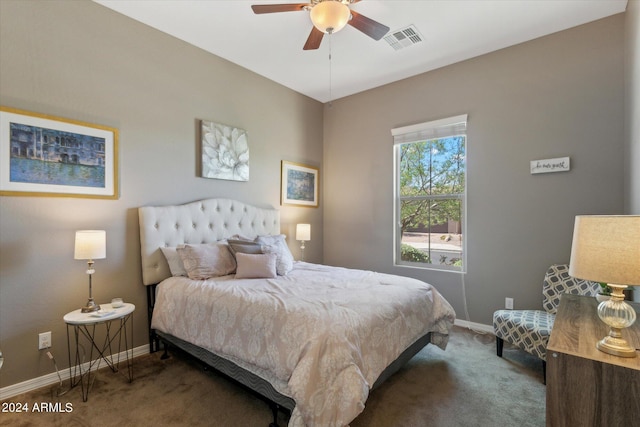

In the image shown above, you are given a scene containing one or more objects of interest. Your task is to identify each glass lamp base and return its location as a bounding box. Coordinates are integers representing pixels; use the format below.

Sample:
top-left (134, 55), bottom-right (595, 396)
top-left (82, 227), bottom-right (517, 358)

top-left (596, 283), bottom-right (637, 358)
top-left (81, 298), bottom-right (101, 313)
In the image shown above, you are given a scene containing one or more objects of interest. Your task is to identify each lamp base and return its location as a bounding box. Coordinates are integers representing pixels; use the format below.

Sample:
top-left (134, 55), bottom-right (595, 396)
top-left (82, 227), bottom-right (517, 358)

top-left (597, 334), bottom-right (637, 358)
top-left (81, 298), bottom-right (101, 313)
top-left (299, 240), bottom-right (306, 262)
top-left (595, 283), bottom-right (637, 358)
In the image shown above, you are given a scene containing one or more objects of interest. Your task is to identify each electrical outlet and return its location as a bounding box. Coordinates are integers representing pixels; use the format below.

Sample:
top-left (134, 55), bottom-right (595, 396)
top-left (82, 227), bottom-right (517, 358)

top-left (505, 297), bottom-right (514, 310)
top-left (38, 331), bottom-right (51, 350)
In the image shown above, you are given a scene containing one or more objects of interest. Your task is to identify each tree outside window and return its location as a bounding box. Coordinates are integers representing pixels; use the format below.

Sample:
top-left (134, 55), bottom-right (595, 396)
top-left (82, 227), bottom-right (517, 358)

top-left (396, 135), bottom-right (465, 271)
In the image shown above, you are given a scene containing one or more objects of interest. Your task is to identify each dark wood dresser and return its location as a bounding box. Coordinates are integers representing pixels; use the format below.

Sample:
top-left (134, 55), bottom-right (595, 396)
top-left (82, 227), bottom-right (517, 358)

top-left (546, 294), bottom-right (640, 426)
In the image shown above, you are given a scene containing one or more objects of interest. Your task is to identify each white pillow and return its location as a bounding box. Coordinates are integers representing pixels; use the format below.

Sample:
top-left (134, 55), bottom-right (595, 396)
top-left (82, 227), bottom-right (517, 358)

top-left (176, 243), bottom-right (236, 280)
top-left (235, 252), bottom-right (277, 279)
top-left (160, 245), bottom-right (187, 277)
top-left (255, 234), bottom-right (294, 275)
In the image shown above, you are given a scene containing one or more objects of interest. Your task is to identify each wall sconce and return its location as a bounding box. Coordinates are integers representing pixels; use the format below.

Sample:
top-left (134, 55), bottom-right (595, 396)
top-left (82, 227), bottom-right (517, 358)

top-left (569, 215), bottom-right (640, 357)
top-left (74, 230), bottom-right (106, 313)
top-left (296, 224), bottom-right (311, 261)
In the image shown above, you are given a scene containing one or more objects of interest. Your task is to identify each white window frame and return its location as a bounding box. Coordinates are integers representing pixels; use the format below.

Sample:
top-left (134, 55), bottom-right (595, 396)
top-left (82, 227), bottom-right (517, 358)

top-left (392, 114), bottom-right (467, 273)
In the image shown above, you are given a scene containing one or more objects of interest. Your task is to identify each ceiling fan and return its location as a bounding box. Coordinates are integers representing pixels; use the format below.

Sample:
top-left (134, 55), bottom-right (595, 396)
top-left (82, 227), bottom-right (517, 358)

top-left (251, 0), bottom-right (390, 50)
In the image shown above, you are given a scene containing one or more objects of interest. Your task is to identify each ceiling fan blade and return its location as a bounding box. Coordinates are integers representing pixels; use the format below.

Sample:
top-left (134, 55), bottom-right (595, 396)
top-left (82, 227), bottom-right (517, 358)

top-left (303, 26), bottom-right (324, 50)
top-left (348, 9), bottom-right (390, 41)
top-left (251, 4), bottom-right (309, 14)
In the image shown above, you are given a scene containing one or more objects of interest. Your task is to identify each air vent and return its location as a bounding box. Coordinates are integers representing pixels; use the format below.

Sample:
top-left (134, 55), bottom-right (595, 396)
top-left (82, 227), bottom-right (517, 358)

top-left (384, 25), bottom-right (424, 51)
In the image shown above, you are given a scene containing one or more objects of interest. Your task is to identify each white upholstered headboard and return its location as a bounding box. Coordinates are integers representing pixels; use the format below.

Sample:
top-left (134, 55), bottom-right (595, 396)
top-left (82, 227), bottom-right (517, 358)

top-left (138, 198), bottom-right (280, 285)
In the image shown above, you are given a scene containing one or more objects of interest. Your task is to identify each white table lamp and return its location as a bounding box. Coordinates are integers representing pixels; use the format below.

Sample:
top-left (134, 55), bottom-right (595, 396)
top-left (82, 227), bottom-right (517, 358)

top-left (75, 230), bottom-right (106, 313)
top-left (296, 224), bottom-right (311, 261)
top-left (569, 215), bottom-right (640, 357)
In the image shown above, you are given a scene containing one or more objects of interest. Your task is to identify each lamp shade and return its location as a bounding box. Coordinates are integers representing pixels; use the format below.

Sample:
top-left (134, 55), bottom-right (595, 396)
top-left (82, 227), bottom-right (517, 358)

top-left (569, 216), bottom-right (640, 286)
top-left (74, 230), bottom-right (106, 260)
top-left (310, 1), bottom-right (350, 34)
top-left (296, 224), bottom-right (311, 241)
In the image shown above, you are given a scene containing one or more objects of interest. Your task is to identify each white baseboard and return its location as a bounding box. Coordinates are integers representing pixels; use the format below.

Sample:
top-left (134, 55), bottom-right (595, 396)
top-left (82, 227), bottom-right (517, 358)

top-left (454, 318), bottom-right (494, 334)
top-left (0, 344), bottom-right (149, 400)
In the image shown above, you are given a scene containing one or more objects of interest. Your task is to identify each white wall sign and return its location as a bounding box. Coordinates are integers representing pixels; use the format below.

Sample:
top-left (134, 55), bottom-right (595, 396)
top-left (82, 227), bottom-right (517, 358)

top-left (530, 157), bottom-right (570, 174)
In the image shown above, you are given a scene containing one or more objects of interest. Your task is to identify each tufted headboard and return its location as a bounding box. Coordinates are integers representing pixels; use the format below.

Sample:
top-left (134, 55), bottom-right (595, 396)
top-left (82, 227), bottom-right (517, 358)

top-left (138, 198), bottom-right (280, 286)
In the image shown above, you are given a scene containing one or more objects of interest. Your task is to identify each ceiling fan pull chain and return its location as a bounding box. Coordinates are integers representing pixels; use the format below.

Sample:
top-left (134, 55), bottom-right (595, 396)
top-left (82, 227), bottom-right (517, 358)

top-left (328, 32), bottom-right (333, 106)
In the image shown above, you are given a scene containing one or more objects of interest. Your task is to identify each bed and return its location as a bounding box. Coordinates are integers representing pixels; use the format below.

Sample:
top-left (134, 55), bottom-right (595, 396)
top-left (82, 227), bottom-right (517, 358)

top-left (139, 198), bottom-right (456, 427)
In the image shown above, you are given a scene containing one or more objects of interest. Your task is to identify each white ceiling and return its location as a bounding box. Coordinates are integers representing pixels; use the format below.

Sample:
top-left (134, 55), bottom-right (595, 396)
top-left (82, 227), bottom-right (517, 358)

top-left (94, 0), bottom-right (628, 103)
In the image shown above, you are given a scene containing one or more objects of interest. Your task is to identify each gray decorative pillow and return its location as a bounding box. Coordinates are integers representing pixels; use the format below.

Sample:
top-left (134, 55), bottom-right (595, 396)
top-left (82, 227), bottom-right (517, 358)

top-left (176, 243), bottom-right (236, 280)
top-left (160, 245), bottom-right (187, 277)
top-left (256, 234), bottom-right (294, 276)
top-left (235, 253), bottom-right (277, 279)
top-left (228, 239), bottom-right (263, 256)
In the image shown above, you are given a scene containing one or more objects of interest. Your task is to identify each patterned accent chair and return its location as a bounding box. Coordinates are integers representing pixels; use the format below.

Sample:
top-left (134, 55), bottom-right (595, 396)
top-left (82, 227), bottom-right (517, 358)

top-left (492, 264), bottom-right (600, 383)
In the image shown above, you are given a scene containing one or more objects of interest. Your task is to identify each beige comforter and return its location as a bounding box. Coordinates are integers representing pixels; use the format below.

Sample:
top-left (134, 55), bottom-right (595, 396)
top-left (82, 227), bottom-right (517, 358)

top-left (151, 262), bottom-right (456, 426)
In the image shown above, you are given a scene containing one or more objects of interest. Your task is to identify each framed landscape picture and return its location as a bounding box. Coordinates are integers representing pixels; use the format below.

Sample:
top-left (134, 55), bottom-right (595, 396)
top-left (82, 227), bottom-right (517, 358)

top-left (281, 160), bottom-right (319, 207)
top-left (0, 107), bottom-right (119, 199)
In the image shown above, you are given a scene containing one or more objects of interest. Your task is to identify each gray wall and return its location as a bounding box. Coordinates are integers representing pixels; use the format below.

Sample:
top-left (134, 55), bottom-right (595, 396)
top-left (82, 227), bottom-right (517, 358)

top-left (323, 15), bottom-right (626, 325)
top-left (626, 0), bottom-right (640, 215)
top-left (0, 0), bottom-right (323, 387)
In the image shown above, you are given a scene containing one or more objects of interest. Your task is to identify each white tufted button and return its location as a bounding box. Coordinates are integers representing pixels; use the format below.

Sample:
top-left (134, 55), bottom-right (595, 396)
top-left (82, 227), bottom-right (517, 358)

top-left (154, 223), bottom-right (159, 229)
top-left (192, 223), bottom-right (197, 228)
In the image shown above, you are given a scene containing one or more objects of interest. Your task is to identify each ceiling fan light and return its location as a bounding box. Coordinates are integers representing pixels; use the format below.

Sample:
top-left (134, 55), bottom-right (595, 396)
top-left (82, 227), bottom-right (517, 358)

top-left (310, 1), bottom-right (350, 34)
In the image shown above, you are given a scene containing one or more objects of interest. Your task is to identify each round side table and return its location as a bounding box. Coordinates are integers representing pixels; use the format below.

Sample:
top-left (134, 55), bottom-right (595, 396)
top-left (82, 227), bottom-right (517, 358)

top-left (63, 303), bottom-right (135, 401)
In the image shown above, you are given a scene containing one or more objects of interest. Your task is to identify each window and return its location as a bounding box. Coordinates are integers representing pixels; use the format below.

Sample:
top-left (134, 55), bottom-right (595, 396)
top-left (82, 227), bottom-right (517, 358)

top-left (392, 115), bottom-right (467, 272)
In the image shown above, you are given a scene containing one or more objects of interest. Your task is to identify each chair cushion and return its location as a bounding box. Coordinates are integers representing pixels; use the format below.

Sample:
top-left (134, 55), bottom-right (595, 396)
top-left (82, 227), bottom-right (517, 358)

top-left (493, 309), bottom-right (555, 361)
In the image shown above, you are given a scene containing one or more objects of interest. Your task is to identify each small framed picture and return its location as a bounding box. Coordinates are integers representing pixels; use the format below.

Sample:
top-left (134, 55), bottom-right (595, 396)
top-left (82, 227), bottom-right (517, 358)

top-left (281, 160), bottom-right (319, 207)
top-left (0, 107), bottom-right (119, 199)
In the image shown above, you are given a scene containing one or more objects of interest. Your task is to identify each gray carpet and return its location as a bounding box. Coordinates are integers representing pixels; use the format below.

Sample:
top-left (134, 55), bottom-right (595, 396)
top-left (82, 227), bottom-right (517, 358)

top-left (2, 326), bottom-right (545, 426)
